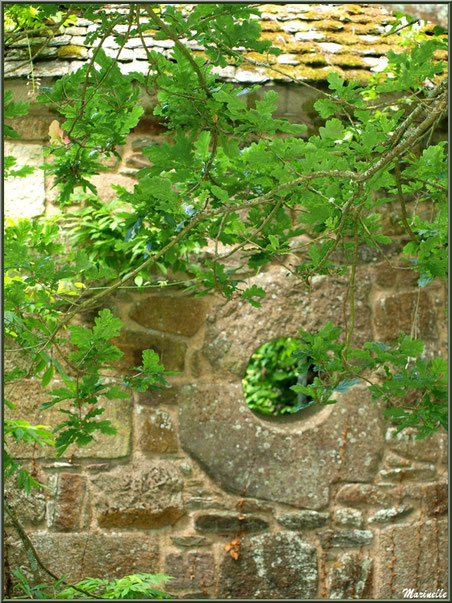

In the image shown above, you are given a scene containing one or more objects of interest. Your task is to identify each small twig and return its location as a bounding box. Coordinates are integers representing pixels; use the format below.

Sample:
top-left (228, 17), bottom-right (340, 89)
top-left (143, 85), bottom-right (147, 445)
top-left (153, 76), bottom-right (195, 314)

top-left (384, 18), bottom-right (420, 37)
top-left (67, 10), bottom-right (132, 137)
top-left (4, 7), bottom-right (73, 48)
top-left (400, 174), bottom-right (447, 192)
top-left (394, 159), bottom-right (418, 242)
top-left (5, 499), bottom-right (103, 599)
top-left (144, 5), bottom-right (211, 97)
top-left (358, 89), bottom-right (448, 183)
top-left (217, 197), bottom-right (286, 262)
top-left (381, 79), bottom-right (447, 151)
top-left (344, 214), bottom-right (360, 355)
top-left (214, 213), bottom-right (228, 260)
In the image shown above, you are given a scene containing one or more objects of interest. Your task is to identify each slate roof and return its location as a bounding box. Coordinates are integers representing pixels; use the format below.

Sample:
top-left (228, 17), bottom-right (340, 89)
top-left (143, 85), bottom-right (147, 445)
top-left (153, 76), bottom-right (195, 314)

top-left (4, 3), bottom-right (447, 83)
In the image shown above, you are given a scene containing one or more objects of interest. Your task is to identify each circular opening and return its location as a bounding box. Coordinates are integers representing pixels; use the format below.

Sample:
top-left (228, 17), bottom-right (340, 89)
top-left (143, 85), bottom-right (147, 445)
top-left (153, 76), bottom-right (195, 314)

top-left (242, 337), bottom-right (318, 417)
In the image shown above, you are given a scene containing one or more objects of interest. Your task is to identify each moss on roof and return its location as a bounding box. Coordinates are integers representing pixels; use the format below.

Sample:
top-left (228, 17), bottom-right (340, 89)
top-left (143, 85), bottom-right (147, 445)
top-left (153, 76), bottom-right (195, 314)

top-left (4, 3), bottom-right (448, 84)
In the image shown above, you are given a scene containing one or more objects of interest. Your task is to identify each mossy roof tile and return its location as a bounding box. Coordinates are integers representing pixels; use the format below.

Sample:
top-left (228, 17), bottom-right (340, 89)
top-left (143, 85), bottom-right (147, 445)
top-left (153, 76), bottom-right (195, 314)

top-left (4, 3), bottom-right (447, 83)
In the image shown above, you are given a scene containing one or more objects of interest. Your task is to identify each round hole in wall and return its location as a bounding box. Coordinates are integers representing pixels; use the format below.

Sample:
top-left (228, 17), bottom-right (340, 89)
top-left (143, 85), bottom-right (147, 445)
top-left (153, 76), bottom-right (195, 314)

top-left (242, 337), bottom-right (318, 418)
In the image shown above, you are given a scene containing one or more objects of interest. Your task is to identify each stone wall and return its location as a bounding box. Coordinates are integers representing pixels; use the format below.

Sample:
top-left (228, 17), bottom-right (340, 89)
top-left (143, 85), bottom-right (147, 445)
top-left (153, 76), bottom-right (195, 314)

top-left (4, 84), bottom-right (448, 599)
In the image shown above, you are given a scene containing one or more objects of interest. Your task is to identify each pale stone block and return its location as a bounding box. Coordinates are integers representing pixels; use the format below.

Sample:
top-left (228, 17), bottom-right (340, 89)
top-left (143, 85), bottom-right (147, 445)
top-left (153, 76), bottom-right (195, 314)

top-left (4, 142), bottom-right (45, 218)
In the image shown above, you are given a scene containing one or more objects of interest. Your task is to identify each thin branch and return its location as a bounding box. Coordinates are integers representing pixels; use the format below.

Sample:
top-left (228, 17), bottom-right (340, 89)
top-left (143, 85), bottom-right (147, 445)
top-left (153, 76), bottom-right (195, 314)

top-left (358, 90), bottom-right (448, 183)
top-left (400, 174), bottom-right (447, 192)
top-left (357, 215), bottom-right (410, 270)
top-left (66, 10), bottom-right (133, 137)
top-left (383, 18), bottom-right (420, 37)
top-left (4, 7), bottom-right (73, 46)
top-left (28, 168), bottom-right (357, 368)
top-left (4, 499), bottom-right (103, 599)
top-left (394, 159), bottom-right (418, 242)
top-left (144, 5), bottom-right (211, 97)
top-left (381, 79), bottom-right (447, 151)
top-left (217, 197), bottom-right (286, 262)
top-left (344, 213), bottom-right (360, 355)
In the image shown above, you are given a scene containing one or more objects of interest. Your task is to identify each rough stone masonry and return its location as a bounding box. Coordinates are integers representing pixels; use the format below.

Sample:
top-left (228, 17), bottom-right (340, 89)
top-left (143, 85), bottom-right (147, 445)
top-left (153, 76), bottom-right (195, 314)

top-left (4, 3), bottom-right (448, 599)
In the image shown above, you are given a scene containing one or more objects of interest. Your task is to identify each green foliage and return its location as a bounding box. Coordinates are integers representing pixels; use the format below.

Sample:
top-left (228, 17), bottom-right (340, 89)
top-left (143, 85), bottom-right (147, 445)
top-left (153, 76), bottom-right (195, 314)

top-left (4, 90), bottom-right (29, 137)
top-left (55, 573), bottom-right (173, 599)
top-left (4, 0), bottom-right (448, 532)
top-left (4, 215), bottom-right (174, 477)
top-left (243, 338), bottom-right (315, 416)
top-left (37, 49), bottom-right (144, 204)
top-left (3, 2), bottom-right (446, 487)
top-left (4, 420), bottom-right (54, 493)
top-left (65, 195), bottom-right (198, 284)
top-left (4, 90), bottom-right (35, 178)
top-left (4, 4), bottom-right (72, 36)
top-left (10, 571), bottom-right (173, 600)
top-left (11, 569), bottom-right (66, 600)
top-left (3, 5), bottom-right (448, 597)
top-left (291, 323), bottom-right (447, 438)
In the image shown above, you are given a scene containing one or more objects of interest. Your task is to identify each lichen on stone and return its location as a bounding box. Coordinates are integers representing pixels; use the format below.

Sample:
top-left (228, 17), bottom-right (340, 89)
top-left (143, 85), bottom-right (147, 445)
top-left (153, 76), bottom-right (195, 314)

top-left (57, 44), bottom-right (87, 59)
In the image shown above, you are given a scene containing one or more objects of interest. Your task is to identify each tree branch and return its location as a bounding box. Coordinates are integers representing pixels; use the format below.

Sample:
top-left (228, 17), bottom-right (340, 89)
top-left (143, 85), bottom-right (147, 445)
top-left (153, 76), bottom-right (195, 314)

top-left (358, 89), bottom-right (448, 183)
top-left (144, 5), bottom-right (211, 97)
top-left (5, 499), bottom-right (103, 599)
top-left (394, 159), bottom-right (418, 242)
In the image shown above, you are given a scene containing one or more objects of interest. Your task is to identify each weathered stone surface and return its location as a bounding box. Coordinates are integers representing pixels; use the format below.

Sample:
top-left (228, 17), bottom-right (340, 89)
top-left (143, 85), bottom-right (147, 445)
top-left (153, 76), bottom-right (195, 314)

top-left (164, 552), bottom-right (215, 590)
top-left (88, 172), bottom-right (136, 202)
top-left (179, 383), bottom-right (384, 509)
top-left (195, 513), bottom-right (268, 534)
top-left (277, 510), bottom-right (329, 529)
top-left (368, 504), bottom-right (413, 524)
top-left (57, 44), bottom-right (89, 58)
top-left (328, 552), bottom-right (373, 599)
top-left (112, 329), bottom-right (186, 371)
top-left (4, 480), bottom-right (47, 526)
top-left (8, 533), bottom-right (159, 583)
top-left (77, 397), bottom-right (133, 459)
top-left (371, 262), bottom-right (419, 289)
top-left (125, 154), bottom-right (150, 169)
top-left (135, 384), bottom-right (180, 406)
top-left (439, 433), bottom-right (448, 466)
top-left (5, 379), bottom-right (132, 459)
top-left (131, 136), bottom-right (164, 152)
top-left (375, 519), bottom-right (448, 598)
top-left (334, 507), bottom-right (363, 528)
top-left (186, 498), bottom-right (228, 510)
top-left (319, 529), bottom-right (373, 548)
top-left (398, 482), bottom-right (447, 517)
top-left (238, 499), bottom-right (273, 513)
top-left (336, 484), bottom-right (396, 507)
top-left (137, 407), bottom-right (178, 453)
top-left (7, 46), bottom-right (58, 61)
top-left (379, 463), bottom-right (436, 481)
top-left (4, 115), bottom-right (56, 141)
top-left (130, 296), bottom-right (209, 337)
top-left (51, 473), bottom-right (88, 531)
top-left (332, 240), bottom-right (403, 264)
top-left (384, 451), bottom-right (413, 467)
top-left (91, 461), bottom-right (185, 528)
top-left (178, 462), bottom-right (192, 476)
top-left (4, 142), bottom-right (45, 218)
top-left (203, 266), bottom-right (373, 376)
top-left (218, 532), bottom-right (318, 599)
top-left (84, 463), bottom-right (110, 471)
top-left (386, 427), bottom-right (444, 462)
top-left (373, 291), bottom-right (437, 341)
top-left (171, 535), bottom-right (211, 548)
top-left (337, 482), bottom-right (447, 518)
top-left (189, 349), bottom-right (210, 379)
